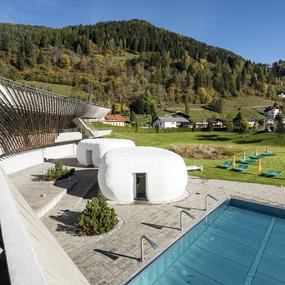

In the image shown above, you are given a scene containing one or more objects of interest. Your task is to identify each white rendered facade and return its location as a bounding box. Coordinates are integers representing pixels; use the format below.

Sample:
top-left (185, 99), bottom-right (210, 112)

top-left (153, 118), bottom-right (176, 128)
top-left (76, 138), bottom-right (135, 167)
top-left (98, 146), bottom-right (188, 203)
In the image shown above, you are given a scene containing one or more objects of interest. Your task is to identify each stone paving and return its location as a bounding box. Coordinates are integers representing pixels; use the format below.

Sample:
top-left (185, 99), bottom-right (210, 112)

top-left (9, 157), bottom-right (97, 217)
top-left (9, 158), bottom-right (285, 285)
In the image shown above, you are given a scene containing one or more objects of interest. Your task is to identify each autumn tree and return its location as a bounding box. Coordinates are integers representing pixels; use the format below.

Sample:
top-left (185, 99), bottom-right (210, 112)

top-left (233, 112), bottom-right (244, 132)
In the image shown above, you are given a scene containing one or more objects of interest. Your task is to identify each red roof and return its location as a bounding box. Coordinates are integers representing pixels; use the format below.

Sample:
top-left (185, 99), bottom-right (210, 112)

top-left (105, 115), bottom-right (126, 122)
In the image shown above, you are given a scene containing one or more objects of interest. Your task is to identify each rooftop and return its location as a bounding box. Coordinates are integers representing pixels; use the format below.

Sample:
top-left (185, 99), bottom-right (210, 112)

top-left (105, 115), bottom-right (126, 122)
top-left (156, 116), bottom-right (190, 123)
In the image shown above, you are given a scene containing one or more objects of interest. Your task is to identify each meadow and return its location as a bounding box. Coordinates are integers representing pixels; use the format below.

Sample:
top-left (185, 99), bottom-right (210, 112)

top-left (107, 130), bottom-right (285, 187)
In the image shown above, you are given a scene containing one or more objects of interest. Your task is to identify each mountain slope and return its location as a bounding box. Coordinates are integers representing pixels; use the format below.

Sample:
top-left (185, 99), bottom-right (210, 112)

top-left (0, 20), bottom-right (284, 110)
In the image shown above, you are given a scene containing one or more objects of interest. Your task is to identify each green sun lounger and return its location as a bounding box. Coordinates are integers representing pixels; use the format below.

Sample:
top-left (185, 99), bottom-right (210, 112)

top-left (259, 169), bottom-right (274, 176)
top-left (262, 151), bottom-right (276, 156)
top-left (239, 158), bottom-right (255, 164)
top-left (219, 161), bottom-right (232, 169)
top-left (249, 154), bottom-right (262, 159)
top-left (232, 164), bottom-right (249, 172)
top-left (267, 170), bottom-right (281, 177)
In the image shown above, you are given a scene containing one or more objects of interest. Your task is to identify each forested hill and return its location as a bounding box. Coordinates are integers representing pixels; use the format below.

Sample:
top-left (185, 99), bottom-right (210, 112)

top-left (0, 19), bottom-right (284, 110)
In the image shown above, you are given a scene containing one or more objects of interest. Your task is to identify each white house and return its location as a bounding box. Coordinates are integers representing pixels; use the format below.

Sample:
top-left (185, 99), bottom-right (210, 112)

top-left (76, 138), bottom-right (135, 167)
top-left (103, 115), bottom-right (126, 126)
top-left (195, 120), bottom-right (208, 129)
top-left (98, 146), bottom-right (188, 203)
top-left (247, 118), bottom-right (259, 128)
top-left (152, 116), bottom-right (191, 129)
top-left (206, 118), bottom-right (225, 128)
top-left (263, 105), bottom-right (280, 118)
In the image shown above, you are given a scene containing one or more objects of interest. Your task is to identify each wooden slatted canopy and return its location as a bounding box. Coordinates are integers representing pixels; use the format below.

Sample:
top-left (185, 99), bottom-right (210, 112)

top-left (0, 77), bottom-right (109, 156)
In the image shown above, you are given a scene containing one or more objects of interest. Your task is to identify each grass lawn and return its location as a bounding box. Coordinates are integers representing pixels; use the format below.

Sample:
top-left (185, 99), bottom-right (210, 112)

top-left (107, 130), bottom-right (285, 186)
top-left (21, 80), bottom-right (88, 99)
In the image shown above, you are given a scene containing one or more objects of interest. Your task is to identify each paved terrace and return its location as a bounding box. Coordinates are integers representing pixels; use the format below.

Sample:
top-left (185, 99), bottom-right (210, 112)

top-left (9, 158), bottom-right (285, 285)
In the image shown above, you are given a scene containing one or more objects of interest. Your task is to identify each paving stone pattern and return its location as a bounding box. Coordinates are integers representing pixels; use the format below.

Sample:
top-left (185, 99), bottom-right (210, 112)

top-left (10, 159), bottom-right (285, 285)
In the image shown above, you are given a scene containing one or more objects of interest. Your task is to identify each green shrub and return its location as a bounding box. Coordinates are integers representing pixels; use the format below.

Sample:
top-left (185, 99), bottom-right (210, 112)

top-left (77, 194), bottom-right (119, 235)
top-left (43, 160), bottom-right (75, 181)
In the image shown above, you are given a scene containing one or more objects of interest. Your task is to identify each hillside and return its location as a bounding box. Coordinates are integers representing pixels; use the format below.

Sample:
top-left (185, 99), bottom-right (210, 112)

top-left (0, 20), bottom-right (284, 113)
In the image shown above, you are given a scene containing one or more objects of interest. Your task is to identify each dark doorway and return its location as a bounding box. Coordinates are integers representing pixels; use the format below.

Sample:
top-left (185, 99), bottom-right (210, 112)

top-left (135, 173), bottom-right (147, 200)
top-left (85, 150), bottom-right (93, 166)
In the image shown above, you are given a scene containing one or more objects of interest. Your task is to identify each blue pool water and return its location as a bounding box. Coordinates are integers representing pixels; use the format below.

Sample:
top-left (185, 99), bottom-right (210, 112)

top-left (127, 199), bottom-right (285, 285)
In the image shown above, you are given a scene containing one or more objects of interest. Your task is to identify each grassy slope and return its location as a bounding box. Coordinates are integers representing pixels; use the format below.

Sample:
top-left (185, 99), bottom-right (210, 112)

top-left (160, 95), bottom-right (272, 121)
top-left (224, 96), bottom-right (273, 119)
top-left (224, 96), bottom-right (274, 108)
top-left (21, 80), bottom-right (88, 98)
top-left (107, 131), bottom-right (285, 186)
top-left (19, 80), bottom-right (273, 123)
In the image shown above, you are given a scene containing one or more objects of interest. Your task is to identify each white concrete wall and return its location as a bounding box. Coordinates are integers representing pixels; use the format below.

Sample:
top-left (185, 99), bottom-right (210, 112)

top-left (0, 143), bottom-right (77, 175)
top-left (98, 147), bottom-right (188, 203)
top-left (77, 138), bottom-right (135, 167)
top-left (0, 167), bottom-right (90, 285)
top-left (44, 143), bottom-right (77, 161)
top-left (55, 132), bottom-right (82, 143)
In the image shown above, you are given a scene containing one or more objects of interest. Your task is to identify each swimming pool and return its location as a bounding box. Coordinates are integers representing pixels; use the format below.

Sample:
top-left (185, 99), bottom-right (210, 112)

top-left (126, 198), bottom-right (285, 285)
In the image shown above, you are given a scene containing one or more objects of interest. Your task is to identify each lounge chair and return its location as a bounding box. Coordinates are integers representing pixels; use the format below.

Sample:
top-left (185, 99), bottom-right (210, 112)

top-left (267, 170), bottom-right (281, 177)
top-left (232, 164), bottom-right (249, 172)
top-left (262, 151), bottom-right (276, 156)
top-left (239, 158), bottom-right (255, 164)
top-left (259, 169), bottom-right (274, 176)
top-left (218, 161), bottom-right (232, 169)
top-left (249, 154), bottom-right (262, 159)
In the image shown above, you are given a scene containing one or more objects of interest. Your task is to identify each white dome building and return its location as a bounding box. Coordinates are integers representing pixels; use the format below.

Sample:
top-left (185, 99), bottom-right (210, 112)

top-left (76, 138), bottom-right (136, 167)
top-left (98, 146), bottom-right (188, 203)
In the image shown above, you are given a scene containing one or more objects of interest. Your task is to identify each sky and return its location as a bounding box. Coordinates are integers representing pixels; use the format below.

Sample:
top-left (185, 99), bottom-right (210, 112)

top-left (0, 0), bottom-right (284, 64)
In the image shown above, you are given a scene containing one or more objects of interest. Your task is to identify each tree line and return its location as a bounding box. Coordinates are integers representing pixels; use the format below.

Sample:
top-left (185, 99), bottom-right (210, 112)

top-left (0, 20), bottom-right (284, 114)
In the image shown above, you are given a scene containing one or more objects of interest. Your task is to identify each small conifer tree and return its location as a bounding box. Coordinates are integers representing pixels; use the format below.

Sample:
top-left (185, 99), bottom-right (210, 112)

top-left (77, 194), bottom-right (118, 235)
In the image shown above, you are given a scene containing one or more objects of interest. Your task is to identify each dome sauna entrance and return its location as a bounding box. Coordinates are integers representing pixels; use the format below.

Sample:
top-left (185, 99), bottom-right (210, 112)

top-left (135, 173), bottom-right (147, 200)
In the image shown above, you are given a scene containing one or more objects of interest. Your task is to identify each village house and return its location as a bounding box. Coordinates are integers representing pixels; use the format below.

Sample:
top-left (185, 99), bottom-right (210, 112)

top-left (246, 118), bottom-right (259, 128)
top-left (206, 118), bottom-right (225, 128)
top-left (263, 105), bottom-right (280, 118)
top-left (195, 120), bottom-right (208, 129)
top-left (103, 114), bottom-right (126, 126)
top-left (152, 115), bottom-right (192, 129)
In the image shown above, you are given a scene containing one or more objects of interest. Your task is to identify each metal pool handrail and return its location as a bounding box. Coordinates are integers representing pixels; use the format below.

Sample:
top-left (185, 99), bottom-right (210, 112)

top-left (205, 194), bottom-right (219, 211)
top-left (179, 210), bottom-right (196, 231)
top-left (140, 235), bottom-right (159, 262)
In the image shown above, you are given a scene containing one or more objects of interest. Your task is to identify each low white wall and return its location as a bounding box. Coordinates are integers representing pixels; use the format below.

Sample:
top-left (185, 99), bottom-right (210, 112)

top-left (54, 131), bottom-right (82, 143)
top-left (44, 143), bottom-right (77, 161)
top-left (0, 143), bottom-right (77, 175)
top-left (0, 167), bottom-right (90, 285)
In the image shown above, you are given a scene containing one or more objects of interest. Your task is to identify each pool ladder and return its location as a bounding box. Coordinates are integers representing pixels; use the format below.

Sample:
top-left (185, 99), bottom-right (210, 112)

top-left (140, 235), bottom-right (159, 262)
top-left (179, 210), bottom-right (196, 231)
top-left (179, 194), bottom-right (218, 231)
top-left (205, 194), bottom-right (218, 211)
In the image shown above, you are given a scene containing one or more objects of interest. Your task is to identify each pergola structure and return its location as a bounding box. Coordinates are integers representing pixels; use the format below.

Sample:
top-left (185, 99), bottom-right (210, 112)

top-left (0, 77), bottom-right (110, 155)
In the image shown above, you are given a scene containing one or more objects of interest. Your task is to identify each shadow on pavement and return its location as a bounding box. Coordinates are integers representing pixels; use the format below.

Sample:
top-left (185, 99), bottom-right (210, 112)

top-left (49, 209), bottom-right (81, 236)
top-left (94, 249), bottom-right (139, 261)
top-left (141, 222), bottom-right (178, 230)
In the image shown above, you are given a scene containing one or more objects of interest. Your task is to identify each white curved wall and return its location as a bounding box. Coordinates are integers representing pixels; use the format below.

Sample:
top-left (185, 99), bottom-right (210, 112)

top-left (76, 138), bottom-right (135, 167)
top-left (0, 143), bottom-right (77, 175)
top-left (0, 166), bottom-right (90, 285)
top-left (98, 147), bottom-right (188, 203)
